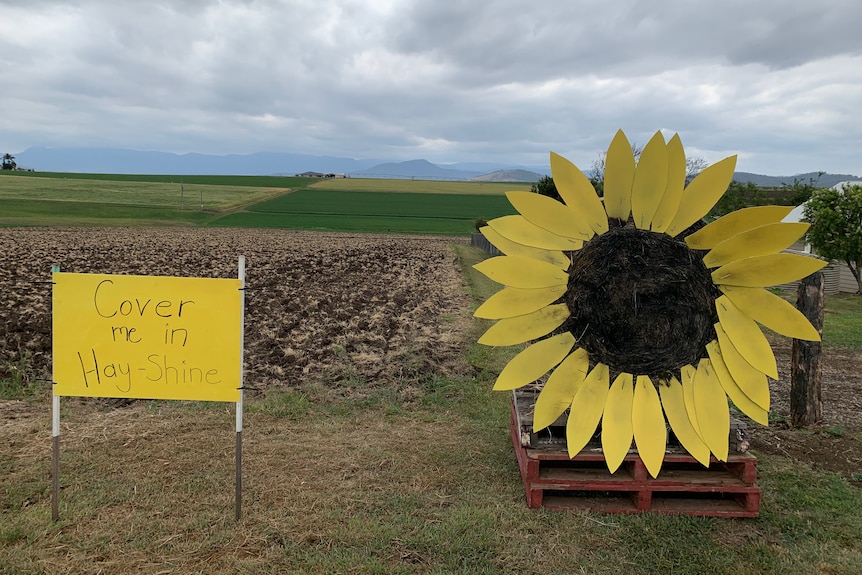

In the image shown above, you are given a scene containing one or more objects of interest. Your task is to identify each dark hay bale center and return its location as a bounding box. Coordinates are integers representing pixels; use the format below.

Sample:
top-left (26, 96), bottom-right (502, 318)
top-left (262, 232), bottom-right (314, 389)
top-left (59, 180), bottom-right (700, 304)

top-left (564, 226), bottom-right (718, 379)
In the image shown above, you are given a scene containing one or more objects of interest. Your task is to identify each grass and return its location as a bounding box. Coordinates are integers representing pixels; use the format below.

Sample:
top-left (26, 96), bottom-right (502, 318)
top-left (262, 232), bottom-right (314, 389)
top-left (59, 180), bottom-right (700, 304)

top-left (0, 349), bottom-right (39, 400)
top-left (210, 212), bottom-right (483, 234)
top-left (0, 170), bottom-right (314, 188)
top-left (0, 174), bottom-right (290, 209)
top-left (823, 294), bottom-right (862, 350)
top-left (211, 188), bottom-right (516, 234)
top-left (2, 245), bottom-right (862, 574)
top-left (310, 178), bottom-right (530, 195)
top-left (0, 172), bottom-right (519, 233)
top-left (0, 173), bottom-right (299, 227)
top-left (245, 188), bottom-right (514, 219)
top-left (0, 198), bottom-right (215, 227)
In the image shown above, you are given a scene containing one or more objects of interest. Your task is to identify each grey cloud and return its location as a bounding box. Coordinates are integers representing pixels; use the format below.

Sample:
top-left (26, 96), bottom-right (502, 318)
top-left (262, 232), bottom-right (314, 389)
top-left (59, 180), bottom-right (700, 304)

top-left (0, 0), bottom-right (861, 174)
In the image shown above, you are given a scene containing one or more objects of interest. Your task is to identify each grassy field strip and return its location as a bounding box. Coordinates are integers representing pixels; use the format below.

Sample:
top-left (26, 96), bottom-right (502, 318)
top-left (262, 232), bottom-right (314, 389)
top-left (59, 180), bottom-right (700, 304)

top-left (210, 212), bottom-right (486, 235)
top-left (0, 173), bottom-right (520, 233)
top-left (245, 189), bottom-right (516, 219)
top-left (0, 171), bottom-right (314, 188)
top-left (310, 178), bottom-right (532, 195)
top-left (0, 174), bottom-right (291, 211)
top-left (823, 295), bottom-right (862, 350)
top-left (209, 189), bottom-right (516, 234)
top-left (0, 200), bottom-right (212, 227)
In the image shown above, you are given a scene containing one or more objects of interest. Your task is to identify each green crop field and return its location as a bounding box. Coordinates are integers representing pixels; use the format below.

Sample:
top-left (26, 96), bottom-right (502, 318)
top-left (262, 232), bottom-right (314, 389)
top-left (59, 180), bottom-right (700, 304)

top-left (0, 172), bottom-right (521, 234)
top-left (246, 189), bottom-right (515, 218)
top-left (310, 177), bottom-right (530, 195)
top-left (209, 188), bottom-right (516, 234)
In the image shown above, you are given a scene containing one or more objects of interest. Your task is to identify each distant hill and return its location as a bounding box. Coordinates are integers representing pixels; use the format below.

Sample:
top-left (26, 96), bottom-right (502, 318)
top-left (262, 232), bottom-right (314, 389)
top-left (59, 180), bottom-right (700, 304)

top-left (12, 147), bottom-right (544, 180)
top-left (732, 171), bottom-right (860, 188)
top-left (469, 169), bottom-right (543, 183)
top-left (352, 159), bottom-right (482, 180)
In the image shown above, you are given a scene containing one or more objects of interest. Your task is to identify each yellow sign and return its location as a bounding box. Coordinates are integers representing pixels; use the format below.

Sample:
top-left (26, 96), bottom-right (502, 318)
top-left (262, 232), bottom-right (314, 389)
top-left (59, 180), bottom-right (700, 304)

top-left (53, 272), bottom-right (242, 402)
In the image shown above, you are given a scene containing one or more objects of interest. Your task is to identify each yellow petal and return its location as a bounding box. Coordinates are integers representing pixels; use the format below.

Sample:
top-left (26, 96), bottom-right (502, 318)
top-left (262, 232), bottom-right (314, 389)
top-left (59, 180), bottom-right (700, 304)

top-left (706, 341), bottom-right (769, 426)
top-left (506, 191), bottom-right (593, 241)
top-left (680, 364), bottom-right (703, 439)
top-left (632, 375), bottom-right (667, 478)
top-left (550, 152), bottom-right (609, 235)
top-left (487, 215), bottom-right (584, 251)
top-left (714, 322), bottom-right (770, 410)
top-left (480, 225), bottom-right (571, 270)
top-left (603, 130), bottom-right (635, 221)
top-left (693, 359), bottom-right (730, 462)
top-left (493, 332), bottom-right (576, 391)
top-left (712, 253), bottom-right (828, 288)
top-left (702, 222), bottom-right (811, 268)
top-left (478, 304), bottom-right (570, 346)
top-left (533, 348), bottom-right (590, 431)
top-left (474, 285), bottom-right (568, 319)
top-left (651, 133), bottom-right (686, 233)
top-left (715, 295), bottom-right (778, 379)
top-left (631, 131), bottom-right (668, 230)
top-left (719, 285), bottom-right (821, 341)
top-left (566, 363), bottom-right (609, 458)
top-left (473, 255), bottom-right (569, 289)
top-left (659, 376), bottom-right (711, 466)
top-left (601, 373), bottom-right (634, 473)
top-left (685, 205), bottom-right (796, 249)
top-left (665, 155), bottom-right (738, 237)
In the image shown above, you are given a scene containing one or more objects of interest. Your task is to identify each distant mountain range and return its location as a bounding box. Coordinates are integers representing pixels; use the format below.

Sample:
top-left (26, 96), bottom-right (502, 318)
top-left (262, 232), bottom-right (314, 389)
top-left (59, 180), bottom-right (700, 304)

top-left (9, 146), bottom-right (860, 186)
top-left (352, 159), bottom-right (485, 180)
top-left (12, 147), bottom-right (549, 181)
top-left (731, 171), bottom-right (860, 189)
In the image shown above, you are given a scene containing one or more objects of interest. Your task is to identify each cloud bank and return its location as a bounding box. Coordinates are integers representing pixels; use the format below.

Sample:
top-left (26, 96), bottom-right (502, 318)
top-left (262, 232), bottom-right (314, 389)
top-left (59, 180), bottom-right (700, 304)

top-left (1, 0), bottom-right (861, 175)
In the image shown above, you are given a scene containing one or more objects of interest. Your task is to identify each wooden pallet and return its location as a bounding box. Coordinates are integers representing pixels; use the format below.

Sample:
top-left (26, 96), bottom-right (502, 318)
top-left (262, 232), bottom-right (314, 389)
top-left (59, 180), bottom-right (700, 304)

top-left (509, 395), bottom-right (761, 517)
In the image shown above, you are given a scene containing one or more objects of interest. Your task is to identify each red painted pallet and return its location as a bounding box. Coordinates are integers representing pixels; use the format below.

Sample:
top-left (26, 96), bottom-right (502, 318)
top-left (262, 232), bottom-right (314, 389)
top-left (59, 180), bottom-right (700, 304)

top-left (509, 397), bottom-right (761, 517)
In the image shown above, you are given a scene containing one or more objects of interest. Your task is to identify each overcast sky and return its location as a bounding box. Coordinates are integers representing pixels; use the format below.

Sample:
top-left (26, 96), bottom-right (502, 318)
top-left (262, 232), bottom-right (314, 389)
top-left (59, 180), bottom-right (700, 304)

top-left (2, 0), bottom-right (861, 175)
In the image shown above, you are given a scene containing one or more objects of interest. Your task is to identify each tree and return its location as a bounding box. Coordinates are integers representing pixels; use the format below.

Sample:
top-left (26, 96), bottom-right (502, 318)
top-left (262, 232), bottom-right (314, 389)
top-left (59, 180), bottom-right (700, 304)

top-left (683, 156), bottom-right (709, 185)
top-left (804, 185), bottom-right (862, 294)
top-left (530, 175), bottom-right (562, 202)
top-left (1, 153), bottom-right (16, 171)
top-left (782, 172), bottom-right (824, 206)
top-left (709, 180), bottom-right (755, 218)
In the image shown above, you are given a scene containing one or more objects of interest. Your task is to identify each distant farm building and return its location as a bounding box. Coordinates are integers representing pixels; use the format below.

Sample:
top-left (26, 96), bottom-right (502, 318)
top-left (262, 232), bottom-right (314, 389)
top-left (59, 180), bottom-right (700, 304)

top-left (295, 171), bottom-right (348, 178)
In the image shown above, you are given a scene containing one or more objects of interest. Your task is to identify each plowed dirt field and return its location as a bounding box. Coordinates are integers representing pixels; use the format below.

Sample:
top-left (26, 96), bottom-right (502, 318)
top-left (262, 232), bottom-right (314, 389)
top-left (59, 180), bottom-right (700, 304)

top-left (0, 227), bottom-right (472, 395)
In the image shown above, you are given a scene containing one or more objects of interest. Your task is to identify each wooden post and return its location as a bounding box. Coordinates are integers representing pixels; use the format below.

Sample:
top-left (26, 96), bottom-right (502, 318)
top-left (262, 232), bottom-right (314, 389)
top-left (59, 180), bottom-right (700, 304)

top-left (790, 272), bottom-right (824, 428)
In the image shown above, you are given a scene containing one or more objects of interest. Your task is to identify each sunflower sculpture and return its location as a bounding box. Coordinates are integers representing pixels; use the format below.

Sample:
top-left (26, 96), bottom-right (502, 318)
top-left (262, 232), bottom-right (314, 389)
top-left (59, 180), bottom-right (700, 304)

top-left (474, 130), bottom-right (826, 478)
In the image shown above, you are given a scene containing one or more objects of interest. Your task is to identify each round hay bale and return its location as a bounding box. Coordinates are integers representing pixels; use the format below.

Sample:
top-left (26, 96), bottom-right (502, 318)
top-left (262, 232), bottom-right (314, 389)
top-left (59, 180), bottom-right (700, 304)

top-left (561, 222), bottom-right (719, 380)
